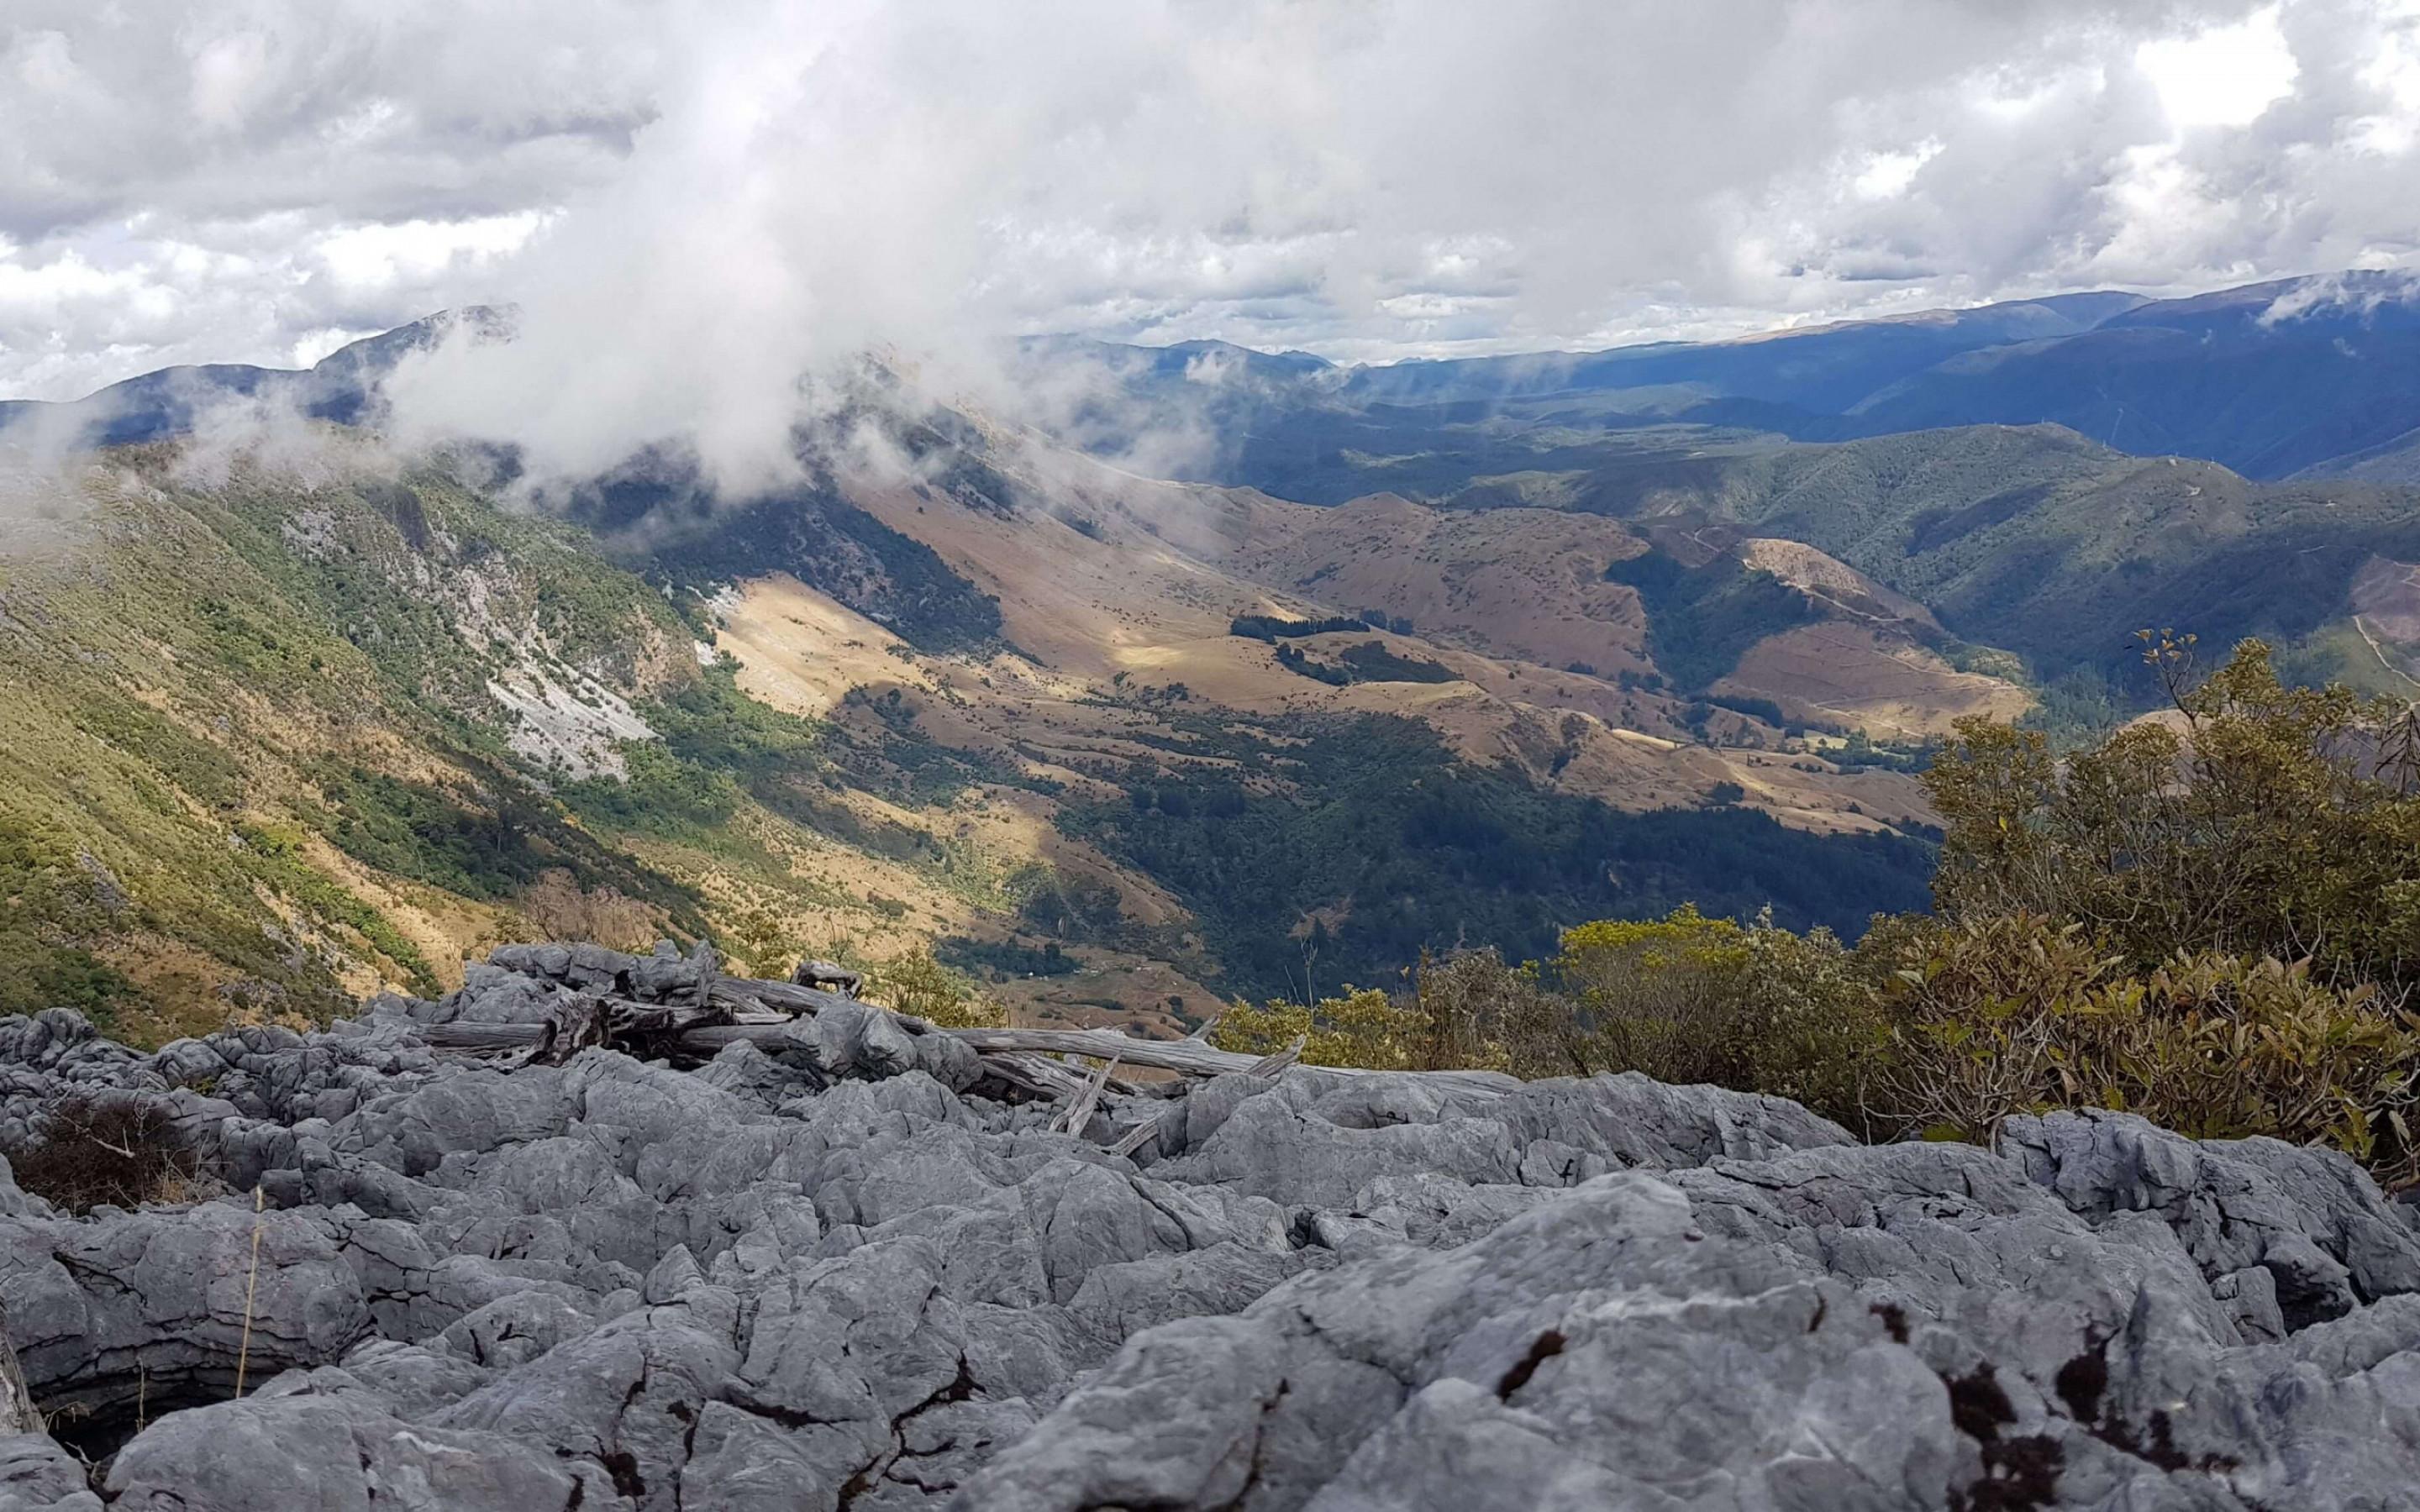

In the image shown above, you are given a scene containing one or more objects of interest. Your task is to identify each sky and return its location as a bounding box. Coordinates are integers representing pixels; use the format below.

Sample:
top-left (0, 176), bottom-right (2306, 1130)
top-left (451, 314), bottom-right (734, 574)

top-left (3, 0), bottom-right (2418, 446)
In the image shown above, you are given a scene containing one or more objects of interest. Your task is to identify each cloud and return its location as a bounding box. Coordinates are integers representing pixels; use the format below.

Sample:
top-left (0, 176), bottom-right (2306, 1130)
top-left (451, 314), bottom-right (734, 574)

top-left (3, 0), bottom-right (2418, 486)
top-left (2138, 3), bottom-right (2300, 126)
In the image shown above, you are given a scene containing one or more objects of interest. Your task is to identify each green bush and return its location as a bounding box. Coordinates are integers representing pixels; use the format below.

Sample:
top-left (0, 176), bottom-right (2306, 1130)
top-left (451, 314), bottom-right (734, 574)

top-left (1926, 637), bottom-right (2420, 994)
top-left (865, 948), bottom-right (1004, 1029)
top-left (1861, 912), bottom-right (2420, 1179)
top-left (1211, 985), bottom-right (1434, 1069)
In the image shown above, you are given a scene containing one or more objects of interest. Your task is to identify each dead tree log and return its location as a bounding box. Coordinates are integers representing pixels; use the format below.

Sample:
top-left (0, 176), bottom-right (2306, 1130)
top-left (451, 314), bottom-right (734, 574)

top-left (415, 988), bottom-right (1522, 1096)
top-left (945, 1027), bottom-right (1516, 1090)
top-left (1247, 1035), bottom-right (1308, 1078)
top-left (793, 958), bottom-right (865, 998)
top-left (707, 978), bottom-right (868, 1020)
top-left (1050, 1056), bottom-right (1120, 1135)
top-left (0, 1303), bottom-right (39, 1435)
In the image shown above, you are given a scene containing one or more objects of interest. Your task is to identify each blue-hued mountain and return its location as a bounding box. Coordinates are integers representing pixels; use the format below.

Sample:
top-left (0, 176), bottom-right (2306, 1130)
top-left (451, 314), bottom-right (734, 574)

top-left (1337, 290), bottom-right (2151, 412)
top-left (0, 308), bottom-right (508, 450)
top-left (18, 268), bottom-right (2414, 493)
top-left (1843, 272), bottom-right (2420, 478)
top-left (1040, 270), bottom-right (2420, 496)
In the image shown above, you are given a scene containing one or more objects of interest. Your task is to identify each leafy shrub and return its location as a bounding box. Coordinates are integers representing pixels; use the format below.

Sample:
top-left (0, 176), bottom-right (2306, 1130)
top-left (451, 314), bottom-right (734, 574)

top-left (1553, 907), bottom-right (1754, 1084)
top-left (1211, 950), bottom-right (1552, 1071)
top-left (1926, 638), bottom-right (2420, 993)
top-left (865, 948), bottom-right (1004, 1029)
top-left (5, 1097), bottom-right (214, 1212)
top-left (1863, 912), bottom-right (2420, 1178)
top-left (1211, 985), bottom-right (1429, 1069)
top-left (1546, 907), bottom-right (1878, 1116)
top-left (1405, 949), bottom-right (1544, 1074)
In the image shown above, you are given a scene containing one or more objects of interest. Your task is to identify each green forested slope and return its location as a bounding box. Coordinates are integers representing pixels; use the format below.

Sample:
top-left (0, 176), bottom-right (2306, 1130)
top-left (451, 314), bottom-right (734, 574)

top-left (1475, 424), bottom-right (2420, 694)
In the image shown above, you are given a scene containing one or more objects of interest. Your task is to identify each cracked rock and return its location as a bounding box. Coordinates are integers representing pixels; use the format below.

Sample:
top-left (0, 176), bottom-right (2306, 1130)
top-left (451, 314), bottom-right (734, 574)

top-left (0, 957), bottom-right (2409, 1509)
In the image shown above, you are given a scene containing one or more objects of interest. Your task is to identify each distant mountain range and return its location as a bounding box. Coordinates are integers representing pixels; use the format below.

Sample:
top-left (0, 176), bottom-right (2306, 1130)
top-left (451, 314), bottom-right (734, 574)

top-left (13, 267), bottom-right (2417, 486)
top-left (1032, 268), bottom-right (2420, 495)
top-left (1013, 269), bottom-right (2420, 696)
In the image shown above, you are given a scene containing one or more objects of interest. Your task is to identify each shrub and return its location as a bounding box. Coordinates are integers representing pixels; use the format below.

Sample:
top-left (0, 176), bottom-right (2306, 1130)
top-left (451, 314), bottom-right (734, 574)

top-left (1553, 906), bottom-right (1754, 1084)
top-left (1210, 949), bottom-right (1571, 1074)
top-left (519, 870), bottom-right (661, 953)
top-left (1210, 985), bottom-right (1428, 1069)
top-left (1860, 912), bottom-right (2420, 1178)
top-left (1208, 915), bottom-right (1881, 1114)
top-left (865, 948), bottom-right (1004, 1029)
top-left (1731, 917), bottom-right (1879, 1129)
top-left (1404, 949), bottom-right (1534, 1074)
top-left (5, 1097), bottom-right (214, 1213)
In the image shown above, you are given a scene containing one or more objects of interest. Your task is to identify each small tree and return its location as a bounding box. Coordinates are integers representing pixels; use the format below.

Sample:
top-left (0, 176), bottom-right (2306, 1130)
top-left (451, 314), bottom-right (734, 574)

top-left (1925, 637), bottom-right (2420, 995)
top-left (1553, 906), bottom-right (1754, 1084)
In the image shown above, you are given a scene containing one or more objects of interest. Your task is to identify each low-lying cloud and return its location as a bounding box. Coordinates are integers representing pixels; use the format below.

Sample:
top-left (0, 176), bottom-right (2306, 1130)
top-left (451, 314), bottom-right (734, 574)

top-left (5, 0), bottom-right (2420, 491)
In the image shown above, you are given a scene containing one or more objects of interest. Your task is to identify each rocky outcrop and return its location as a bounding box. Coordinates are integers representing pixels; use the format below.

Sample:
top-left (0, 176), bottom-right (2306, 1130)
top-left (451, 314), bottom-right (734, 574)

top-left (0, 946), bottom-right (2416, 1509)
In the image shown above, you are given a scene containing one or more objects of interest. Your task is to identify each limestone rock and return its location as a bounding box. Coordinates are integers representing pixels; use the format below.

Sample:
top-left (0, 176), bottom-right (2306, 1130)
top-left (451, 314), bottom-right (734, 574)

top-left (0, 948), bottom-right (2411, 1509)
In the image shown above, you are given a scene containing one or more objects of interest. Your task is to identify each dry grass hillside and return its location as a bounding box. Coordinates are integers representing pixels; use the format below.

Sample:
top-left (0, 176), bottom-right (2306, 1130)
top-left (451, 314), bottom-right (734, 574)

top-left (737, 459), bottom-right (1940, 835)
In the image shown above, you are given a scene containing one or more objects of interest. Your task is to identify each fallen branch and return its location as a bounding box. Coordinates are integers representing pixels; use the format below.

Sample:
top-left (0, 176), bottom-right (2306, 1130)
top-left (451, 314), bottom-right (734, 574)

top-left (947, 1027), bottom-right (1267, 1078)
top-left (415, 984), bottom-right (1520, 1094)
top-left (949, 1026), bottom-right (1515, 1090)
top-left (234, 1184), bottom-right (265, 1399)
top-left (1051, 1056), bottom-right (1120, 1135)
top-left (708, 978), bottom-right (870, 1020)
top-left (0, 1304), bottom-right (39, 1435)
top-left (1248, 1035), bottom-right (1307, 1078)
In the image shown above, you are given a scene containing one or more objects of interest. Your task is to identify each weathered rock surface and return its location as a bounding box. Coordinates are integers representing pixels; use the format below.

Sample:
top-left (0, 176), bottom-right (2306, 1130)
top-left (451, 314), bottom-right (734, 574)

top-left (0, 946), bottom-right (2413, 1508)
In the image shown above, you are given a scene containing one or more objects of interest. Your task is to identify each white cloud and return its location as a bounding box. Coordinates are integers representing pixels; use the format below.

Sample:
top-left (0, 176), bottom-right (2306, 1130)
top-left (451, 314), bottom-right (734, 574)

top-left (314, 213), bottom-right (550, 291)
top-left (287, 325), bottom-right (376, 367)
top-left (1853, 141), bottom-right (1945, 201)
top-left (2138, 4), bottom-right (2300, 128)
top-left (0, 0), bottom-right (2413, 482)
